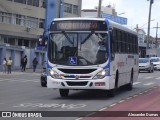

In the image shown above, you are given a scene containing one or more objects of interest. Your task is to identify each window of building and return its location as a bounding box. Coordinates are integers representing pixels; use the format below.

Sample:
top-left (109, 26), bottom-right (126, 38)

top-left (27, 0), bottom-right (39, 7)
top-left (3, 35), bottom-right (9, 44)
top-left (0, 12), bottom-right (3, 23)
top-left (16, 15), bottom-right (25, 26)
top-left (13, 14), bottom-right (25, 26)
top-left (40, 0), bottom-right (46, 8)
top-left (0, 12), bottom-right (12, 24)
top-left (26, 16), bottom-right (38, 28)
top-left (14, 0), bottom-right (26, 4)
top-left (30, 41), bottom-right (36, 48)
top-left (39, 19), bottom-right (44, 28)
top-left (64, 3), bottom-right (72, 14)
top-left (73, 5), bottom-right (78, 15)
top-left (8, 37), bottom-right (16, 45)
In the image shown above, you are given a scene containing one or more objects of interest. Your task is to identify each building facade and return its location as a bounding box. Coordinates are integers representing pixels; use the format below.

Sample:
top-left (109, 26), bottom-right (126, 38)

top-left (135, 26), bottom-right (146, 58)
top-left (0, 0), bottom-right (82, 70)
top-left (81, 5), bottom-right (117, 17)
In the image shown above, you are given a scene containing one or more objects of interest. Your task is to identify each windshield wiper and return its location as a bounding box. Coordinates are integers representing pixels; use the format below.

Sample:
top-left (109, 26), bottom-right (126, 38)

top-left (62, 31), bottom-right (73, 45)
top-left (81, 31), bottom-right (94, 44)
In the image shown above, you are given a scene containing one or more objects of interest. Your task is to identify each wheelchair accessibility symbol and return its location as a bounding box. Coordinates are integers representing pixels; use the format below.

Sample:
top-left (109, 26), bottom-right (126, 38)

top-left (68, 57), bottom-right (77, 65)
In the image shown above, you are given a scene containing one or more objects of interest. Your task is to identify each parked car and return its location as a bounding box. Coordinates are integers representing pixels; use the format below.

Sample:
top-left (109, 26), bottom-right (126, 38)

top-left (40, 68), bottom-right (47, 87)
top-left (139, 58), bottom-right (154, 73)
top-left (150, 57), bottom-right (160, 71)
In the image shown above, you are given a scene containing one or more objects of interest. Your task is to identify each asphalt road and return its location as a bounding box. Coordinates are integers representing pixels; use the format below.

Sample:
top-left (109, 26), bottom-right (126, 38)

top-left (0, 70), bottom-right (160, 120)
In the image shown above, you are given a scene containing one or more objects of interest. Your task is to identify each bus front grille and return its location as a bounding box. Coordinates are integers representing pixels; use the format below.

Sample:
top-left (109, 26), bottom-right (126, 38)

top-left (66, 81), bottom-right (88, 86)
top-left (64, 76), bottom-right (91, 79)
top-left (58, 69), bottom-right (97, 74)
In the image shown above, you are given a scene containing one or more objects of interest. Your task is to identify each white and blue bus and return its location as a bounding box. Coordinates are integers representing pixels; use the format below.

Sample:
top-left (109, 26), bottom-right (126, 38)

top-left (46, 18), bottom-right (139, 97)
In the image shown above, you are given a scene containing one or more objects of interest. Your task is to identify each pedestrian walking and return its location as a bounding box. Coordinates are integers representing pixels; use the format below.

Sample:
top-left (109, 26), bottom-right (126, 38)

top-left (21, 55), bottom-right (27, 72)
top-left (32, 57), bottom-right (38, 72)
top-left (7, 57), bottom-right (12, 74)
top-left (3, 58), bottom-right (7, 73)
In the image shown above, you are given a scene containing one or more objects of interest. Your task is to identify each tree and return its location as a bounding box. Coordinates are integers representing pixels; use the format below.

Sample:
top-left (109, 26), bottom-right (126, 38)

top-left (144, 35), bottom-right (155, 44)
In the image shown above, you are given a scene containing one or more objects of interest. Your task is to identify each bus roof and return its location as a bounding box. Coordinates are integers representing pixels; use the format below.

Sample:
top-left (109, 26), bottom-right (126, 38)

top-left (52, 17), bottom-right (137, 35)
top-left (53, 17), bottom-right (106, 21)
top-left (109, 20), bottom-right (137, 35)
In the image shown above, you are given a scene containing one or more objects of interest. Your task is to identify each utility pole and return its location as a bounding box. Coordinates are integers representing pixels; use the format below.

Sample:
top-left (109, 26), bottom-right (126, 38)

top-left (147, 0), bottom-right (154, 49)
top-left (153, 22), bottom-right (160, 48)
top-left (97, 0), bottom-right (102, 18)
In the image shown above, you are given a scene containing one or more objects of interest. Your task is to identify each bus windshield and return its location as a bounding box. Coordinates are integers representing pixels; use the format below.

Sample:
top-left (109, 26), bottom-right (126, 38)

top-left (48, 32), bottom-right (108, 66)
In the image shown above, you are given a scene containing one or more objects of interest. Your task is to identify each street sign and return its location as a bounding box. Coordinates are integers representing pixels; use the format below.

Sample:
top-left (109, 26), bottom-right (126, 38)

top-left (101, 13), bottom-right (127, 25)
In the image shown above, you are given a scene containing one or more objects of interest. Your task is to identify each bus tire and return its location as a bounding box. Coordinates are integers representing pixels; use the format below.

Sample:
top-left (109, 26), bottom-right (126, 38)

top-left (106, 89), bottom-right (116, 97)
top-left (107, 71), bottom-right (119, 97)
top-left (59, 89), bottom-right (69, 97)
top-left (125, 70), bottom-right (133, 91)
top-left (41, 82), bottom-right (47, 87)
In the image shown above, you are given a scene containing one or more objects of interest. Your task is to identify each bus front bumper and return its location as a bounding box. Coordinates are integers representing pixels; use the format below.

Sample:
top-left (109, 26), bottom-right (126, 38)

top-left (47, 76), bottom-right (110, 90)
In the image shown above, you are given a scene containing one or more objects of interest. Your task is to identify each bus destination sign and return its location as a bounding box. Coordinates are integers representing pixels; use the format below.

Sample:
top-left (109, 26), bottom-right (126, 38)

top-left (50, 20), bottom-right (107, 31)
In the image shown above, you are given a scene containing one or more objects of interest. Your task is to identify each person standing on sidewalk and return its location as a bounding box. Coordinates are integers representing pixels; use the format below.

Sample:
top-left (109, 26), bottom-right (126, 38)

top-left (32, 57), bottom-right (38, 72)
top-left (7, 57), bottom-right (12, 74)
top-left (21, 55), bottom-right (27, 72)
top-left (3, 58), bottom-right (7, 73)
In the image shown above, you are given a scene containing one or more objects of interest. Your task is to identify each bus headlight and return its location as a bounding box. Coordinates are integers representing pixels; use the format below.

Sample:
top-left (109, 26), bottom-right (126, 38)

top-left (93, 69), bottom-right (109, 79)
top-left (48, 69), bottom-right (61, 79)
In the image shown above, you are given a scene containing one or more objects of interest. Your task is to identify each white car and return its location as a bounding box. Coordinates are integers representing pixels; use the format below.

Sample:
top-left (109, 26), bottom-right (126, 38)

top-left (150, 57), bottom-right (160, 71)
top-left (139, 58), bottom-right (154, 73)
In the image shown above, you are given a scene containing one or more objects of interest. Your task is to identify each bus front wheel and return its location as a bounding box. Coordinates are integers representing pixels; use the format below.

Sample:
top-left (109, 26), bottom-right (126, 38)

top-left (106, 89), bottom-right (116, 97)
top-left (59, 89), bottom-right (69, 97)
top-left (107, 71), bottom-right (119, 97)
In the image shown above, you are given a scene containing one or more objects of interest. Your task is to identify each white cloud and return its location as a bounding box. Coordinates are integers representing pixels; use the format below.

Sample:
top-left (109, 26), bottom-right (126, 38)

top-left (82, 0), bottom-right (160, 37)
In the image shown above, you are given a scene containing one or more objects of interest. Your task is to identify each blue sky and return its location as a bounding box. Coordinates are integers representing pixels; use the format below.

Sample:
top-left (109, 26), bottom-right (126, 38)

top-left (82, 0), bottom-right (160, 37)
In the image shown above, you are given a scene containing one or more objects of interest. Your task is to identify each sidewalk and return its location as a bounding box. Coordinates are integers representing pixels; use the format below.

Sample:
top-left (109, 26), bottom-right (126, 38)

top-left (0, 68), bottom-right (42, 75)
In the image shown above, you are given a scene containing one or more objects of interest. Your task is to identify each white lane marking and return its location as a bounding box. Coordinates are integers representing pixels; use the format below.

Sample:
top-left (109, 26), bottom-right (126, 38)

top-left (99, 107), bottom-right (108, 111)
top-left (0, 78), bottom-right (17, 80)
top-left (20, 79), bottom-right (39, 82)
top-left (110, 103), bottom-right (117, 107)
top-left (133, 95), bottom-right (138, 97)
top-left (143, 82), bottom-right (155, 86)
top-left (0, 80), bottom-right (5, 82)
top-left (118, 100), bottom-right (125, 103)
top-left (85, 112), bottom-right (96, 117)
top-left (155, 77), bottom-right (160, 80)
top-left (75, 118), bottom-right (83, 120)
top-left (144, 76), bottom-right (153, 79)
top-left (0, 78), bottom-right (39, 83)
top-left (8, 80), bottom-right (20, 82)
top-left (0, 79), bottom-right (13, 81)
top-left (133, 82), bottom-right (141, 85)
top-left (127, 97), bottom-right (132, 100)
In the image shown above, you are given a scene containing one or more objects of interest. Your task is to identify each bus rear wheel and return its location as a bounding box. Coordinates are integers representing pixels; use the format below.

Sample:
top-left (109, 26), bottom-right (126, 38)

top-left (125, 71), bottom-right (133, 91)
top-left (59, 89), bottom-right (69, 97)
